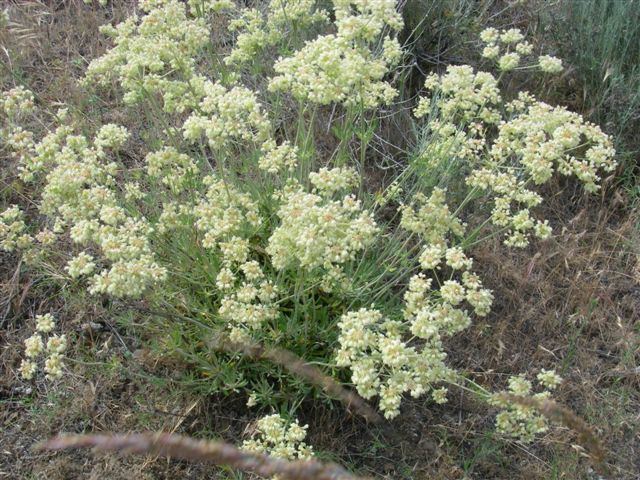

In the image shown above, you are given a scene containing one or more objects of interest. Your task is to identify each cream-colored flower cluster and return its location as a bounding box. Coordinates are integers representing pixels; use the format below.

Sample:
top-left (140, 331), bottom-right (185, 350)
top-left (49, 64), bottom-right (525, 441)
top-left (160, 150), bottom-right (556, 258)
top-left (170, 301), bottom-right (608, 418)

top-left (201, 196), bottom-right (277, 340)
top-left (0, 87), bottom-right (42, 182)
top-left (333, 0), bottom-right (402, 40)
top-left (166, 170), bottom-right (277, 336)
top-left (412, 66), bottom-right (500, 164)
top-left (88, 218), bottom-right (166, 297)
top-left (269, 0), bottom-right (403, 108)
top-left (537, 55), bottom-right (563, 74)
top-left (5, 126), bottom-right (34, 155)
top-left (400, 187), bottom-right (465, 245)
top-left (414, 65), bottom-right (502, 125)
top-left (20, 313), bottom-right (67, 381)
top-left (156, 201), bottom-right (194, 234)
top-left (401, 189), bottom-right (494, 318)
top-left (39, 130), bottom-right (119, 222)
top-left (146, 147), bottom-right (198, 193)
top-left (258, 139), bottom-right (299, 173)
top-left (335, 307), bottom-right (454, 419)
top-left (16, 122), bottom-right (74, 182)
top-left (66, 252), bottom-right (96, 278)
top-left (193, 175), bottom-right (261, 250)
top-left (217, 260), bottom-right (280, 341)
top-left (242, 414), bottom-right (313, 460)
top-left (479, 27), bottom-right (563, 74)
top-left (267, 179), bottom-right (378, 278)
top-left (308, 166), bottom-right (359, 196)
top-left (187, 0), bottom-right (233, 15)
top-left (226, 9), bottom-right (276, 65)
top-left (0, 204), bottom-right (62, 265)
top-left (225, 0), bottom-right (327, 65)
top-left (491, 370), bottom-right (562, 442)
top-left (1, 86), bottom-right (34, 118)
top-left (84, 0), bottom-right (209, 110)
top-left (269, 34), bottom-right (400, 107)
top-left (335, 264), bottom-right (492, 419)
top-left (467, 162), bottom-right (552, 247)
top-left (336, 188), bottom-right (494, 418)
top-left (187, 175), bottom-right (279, 339)
top-left (467, 99), bottom-right (615, 246)
top-left (493, 100), bottom-right (616, 190)
top-left (0, 205), bottom-right (32, 252)
top-left (183, 80), bottom-right (271, 150)
top-left (33, 125), bottom-right (167, 297)
top-left (414, 42), bottom-right (616, 247)
top-left (405, 267), bottom-right (493, 331)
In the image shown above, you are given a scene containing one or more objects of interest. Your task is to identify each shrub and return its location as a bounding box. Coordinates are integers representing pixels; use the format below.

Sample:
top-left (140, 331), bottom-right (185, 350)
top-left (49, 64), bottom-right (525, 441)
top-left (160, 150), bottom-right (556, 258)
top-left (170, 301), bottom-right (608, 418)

top-left (1, 0), bottom-right (617, 463)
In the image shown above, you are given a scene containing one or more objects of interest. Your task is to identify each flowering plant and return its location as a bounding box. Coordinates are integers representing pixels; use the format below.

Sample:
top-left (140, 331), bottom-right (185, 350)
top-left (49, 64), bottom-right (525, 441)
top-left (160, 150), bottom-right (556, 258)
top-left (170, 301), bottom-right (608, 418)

top-left (1, 0), bottom-right (617, 461)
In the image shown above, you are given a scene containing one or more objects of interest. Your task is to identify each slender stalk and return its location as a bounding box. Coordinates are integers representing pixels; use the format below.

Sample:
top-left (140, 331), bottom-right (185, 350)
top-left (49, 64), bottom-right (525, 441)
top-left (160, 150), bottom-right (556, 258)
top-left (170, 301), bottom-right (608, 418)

top-left (39, 433), bottom-right (368, 480)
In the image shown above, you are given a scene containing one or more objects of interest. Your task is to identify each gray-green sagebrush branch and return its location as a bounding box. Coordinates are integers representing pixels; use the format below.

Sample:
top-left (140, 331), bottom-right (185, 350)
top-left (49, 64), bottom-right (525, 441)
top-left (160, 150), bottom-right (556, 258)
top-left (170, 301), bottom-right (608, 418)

top-left (38, 432), bottom-right (368, 480)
